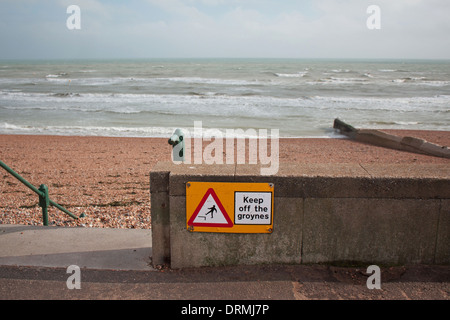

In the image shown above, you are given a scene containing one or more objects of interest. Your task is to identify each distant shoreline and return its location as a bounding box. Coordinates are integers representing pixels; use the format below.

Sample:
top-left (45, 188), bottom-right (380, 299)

top-left (0, 128), bottom-right (449, 139)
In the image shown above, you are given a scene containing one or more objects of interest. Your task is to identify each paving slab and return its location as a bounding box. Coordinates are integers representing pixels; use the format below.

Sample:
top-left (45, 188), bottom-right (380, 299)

top-left (0, 224), bottom-right (153, 270)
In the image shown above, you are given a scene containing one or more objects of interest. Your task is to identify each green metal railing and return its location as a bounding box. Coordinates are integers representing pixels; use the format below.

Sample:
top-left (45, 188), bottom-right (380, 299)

top-left (1, 159), bottom-right (83, 226)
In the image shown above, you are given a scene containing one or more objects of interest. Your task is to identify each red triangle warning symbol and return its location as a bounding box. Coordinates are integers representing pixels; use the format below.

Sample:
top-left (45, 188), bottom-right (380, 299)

top-left (188, 188), bottom-right (233, 228)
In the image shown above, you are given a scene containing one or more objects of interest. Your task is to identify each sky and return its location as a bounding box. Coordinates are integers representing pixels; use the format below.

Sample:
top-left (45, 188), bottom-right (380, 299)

top-left (0, 0), bottom-right (449, 60)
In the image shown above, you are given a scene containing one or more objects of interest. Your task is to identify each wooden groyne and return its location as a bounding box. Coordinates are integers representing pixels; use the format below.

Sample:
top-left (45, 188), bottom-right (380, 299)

top-left (333, 118), bottom-right (450, 159)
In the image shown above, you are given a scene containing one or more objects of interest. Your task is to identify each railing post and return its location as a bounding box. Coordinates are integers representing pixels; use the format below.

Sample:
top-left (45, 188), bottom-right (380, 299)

top-left (38, 184), bottom-right (49, 226)
top-left (1, 159), bottom-right (81, 225)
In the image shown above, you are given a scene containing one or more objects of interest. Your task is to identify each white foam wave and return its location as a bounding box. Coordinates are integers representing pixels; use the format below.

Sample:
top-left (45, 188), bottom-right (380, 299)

top-left (157, 77), bottom-right (261, 86)
top-left (379, 69), bottom-right (409, 72)
top-left (0, 122), bottom-right (177, 137)
top-left (274, 72), bottom-right (308, 78)
top-left (0, 122), bottom-right (331, 138)
top-left (391, 78), bottom-right (450, 86)
top-left (41, 76), bottom-right (263, 87)
top-left (395, 121), bottom-right (419, 125)
top-left (330, 69), bottom-right (352, 73)
top-left (311, 77), bottom-right (369, 85)
top-left (419, 80), bottom-right (450, 87)
top-left (2, 90), bottom-right (449, 114)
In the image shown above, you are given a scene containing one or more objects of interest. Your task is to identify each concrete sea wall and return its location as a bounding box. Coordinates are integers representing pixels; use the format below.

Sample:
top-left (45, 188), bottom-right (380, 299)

top-left (150, 162), bottom-right (449, 269)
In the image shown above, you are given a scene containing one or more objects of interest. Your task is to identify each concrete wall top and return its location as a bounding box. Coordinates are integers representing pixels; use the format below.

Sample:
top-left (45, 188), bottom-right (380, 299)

top-left (150, 162), bottom-right (450, 199)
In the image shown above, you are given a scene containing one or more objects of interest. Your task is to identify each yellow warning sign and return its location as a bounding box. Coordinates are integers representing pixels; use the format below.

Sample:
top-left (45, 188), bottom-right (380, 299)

top-left (186, 182), bottom-right (274, 233)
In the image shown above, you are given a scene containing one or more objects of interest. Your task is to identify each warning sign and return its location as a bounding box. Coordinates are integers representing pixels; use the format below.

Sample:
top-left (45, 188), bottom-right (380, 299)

top-left (186, 182), bottom-right (274, 233)
top-left (187, 188), bottom-right (233, 228)
top-left (234, 192), bottom-right (272, 225)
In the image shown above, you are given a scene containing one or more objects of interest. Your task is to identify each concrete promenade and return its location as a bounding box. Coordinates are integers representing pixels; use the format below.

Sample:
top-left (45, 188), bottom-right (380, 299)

top-left (0, 224), bottom-right (449, 300)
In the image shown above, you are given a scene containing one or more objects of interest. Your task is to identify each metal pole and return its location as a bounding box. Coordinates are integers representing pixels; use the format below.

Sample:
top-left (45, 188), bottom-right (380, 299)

top-left (38, 184), bottom-right (49, 226)
top-left (0, 160), bottom-right (44, 197)
top-left (50, 199), bottom-right (79, 220)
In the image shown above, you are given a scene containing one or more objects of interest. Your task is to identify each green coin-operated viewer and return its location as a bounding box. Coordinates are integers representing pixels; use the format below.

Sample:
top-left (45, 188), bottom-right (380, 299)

top-left (168, 128), bottom-right (185, 162)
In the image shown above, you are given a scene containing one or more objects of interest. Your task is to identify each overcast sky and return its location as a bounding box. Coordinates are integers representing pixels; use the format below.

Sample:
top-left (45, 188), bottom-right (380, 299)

top-left (0, 0), bottom-right (449, 60)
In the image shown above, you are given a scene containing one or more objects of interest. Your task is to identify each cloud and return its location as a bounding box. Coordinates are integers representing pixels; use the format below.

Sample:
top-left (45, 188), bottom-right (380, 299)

top-left (145, 0), bottom-right (209, 21)
top-left (0, 0), bottom-right (449, 59)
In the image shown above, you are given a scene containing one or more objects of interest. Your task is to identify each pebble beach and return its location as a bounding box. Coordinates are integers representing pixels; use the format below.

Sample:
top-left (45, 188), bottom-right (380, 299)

top-left (1, 130), bottom-right (449, 229)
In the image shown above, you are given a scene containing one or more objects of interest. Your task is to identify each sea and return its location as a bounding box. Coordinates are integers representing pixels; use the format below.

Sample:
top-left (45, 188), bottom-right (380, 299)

top-left (0, 58), bottom-right (449, 138)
